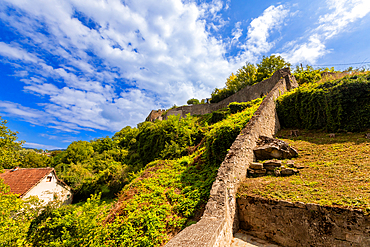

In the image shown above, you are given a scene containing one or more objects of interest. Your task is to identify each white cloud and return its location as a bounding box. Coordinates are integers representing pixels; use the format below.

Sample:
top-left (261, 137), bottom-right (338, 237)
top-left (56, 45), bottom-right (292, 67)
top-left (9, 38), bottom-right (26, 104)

top-left (281, 35), bottom-right (328, 64)
top-left (243, 5), bottom-right (289, 56)
top-left (280, 0), bottom-right (370, 64)
top-left (231, 22), bottom-right (243, 45)
top-left (0, 42), bottom-right (39, 63)
top-left (0, 0), bottom-right (289, 134)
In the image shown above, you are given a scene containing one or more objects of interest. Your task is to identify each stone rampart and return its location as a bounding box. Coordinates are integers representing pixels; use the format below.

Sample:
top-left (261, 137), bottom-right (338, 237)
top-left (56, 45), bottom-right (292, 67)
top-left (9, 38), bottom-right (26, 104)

top-left (238, 196), bottom-right (370, 246)
top-left (165, 69), bottom-right (298, 247)
top-left (163, 68), bottom-right (292, 119)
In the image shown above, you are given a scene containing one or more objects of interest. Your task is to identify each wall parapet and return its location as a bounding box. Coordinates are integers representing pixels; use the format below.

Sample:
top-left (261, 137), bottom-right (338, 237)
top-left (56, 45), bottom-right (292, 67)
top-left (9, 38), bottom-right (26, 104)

top-left (165, 69), bottom-right (298, 247)
top-left (238, 195), bottom-right (370, 246)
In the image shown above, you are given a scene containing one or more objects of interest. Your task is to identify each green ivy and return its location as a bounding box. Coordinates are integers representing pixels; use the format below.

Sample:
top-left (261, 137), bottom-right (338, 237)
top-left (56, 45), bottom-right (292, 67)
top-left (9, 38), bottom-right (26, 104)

top-left (277, 72), bottom-right (370, 132)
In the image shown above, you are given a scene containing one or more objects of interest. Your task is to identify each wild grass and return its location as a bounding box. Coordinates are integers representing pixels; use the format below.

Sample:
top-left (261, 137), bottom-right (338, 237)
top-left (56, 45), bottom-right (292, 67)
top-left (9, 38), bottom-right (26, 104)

top-left (238, 129), bottom-right (370, 214)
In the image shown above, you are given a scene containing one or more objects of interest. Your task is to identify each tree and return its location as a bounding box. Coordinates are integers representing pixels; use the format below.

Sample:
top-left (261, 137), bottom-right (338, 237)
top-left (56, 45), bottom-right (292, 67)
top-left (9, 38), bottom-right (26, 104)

top-left (256, 55), bottom-right (291, 82)
top-left (0, 117), bottom-right (23, 169)
top-left (187, 98), bottom-right (200, 105)
top-left (62, 141), bottom-right (94, 165)
top-left (210, 62), bottom-right (258, 103)
top-left (293, 65), bottom-right (336, 85)
top-left (19, 149), bottom-right (51, 168)
top-left (113, 126), bottom-right (139, 149)
top-left (235, 62), bottom-right (258, 88)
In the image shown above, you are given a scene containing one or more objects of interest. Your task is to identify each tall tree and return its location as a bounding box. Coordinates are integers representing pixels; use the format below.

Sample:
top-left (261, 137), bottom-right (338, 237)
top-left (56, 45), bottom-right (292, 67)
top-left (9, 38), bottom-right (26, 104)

top-left (256, 55), bottom-right (291, 82)
top-left (0, 117), bottom-right (23, 169)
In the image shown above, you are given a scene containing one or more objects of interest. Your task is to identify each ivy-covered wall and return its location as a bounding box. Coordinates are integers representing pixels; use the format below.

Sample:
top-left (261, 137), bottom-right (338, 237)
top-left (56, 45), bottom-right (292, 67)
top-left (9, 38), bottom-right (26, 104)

top-left (277, 72), bottom-right (370, 132)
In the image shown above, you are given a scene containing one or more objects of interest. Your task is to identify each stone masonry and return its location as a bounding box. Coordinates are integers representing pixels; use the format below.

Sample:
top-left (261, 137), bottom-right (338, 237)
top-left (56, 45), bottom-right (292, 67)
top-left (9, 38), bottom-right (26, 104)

top-left (165, 68), bottom-right (298, 247)
top-left (238, 196), bottom-right (370, 247)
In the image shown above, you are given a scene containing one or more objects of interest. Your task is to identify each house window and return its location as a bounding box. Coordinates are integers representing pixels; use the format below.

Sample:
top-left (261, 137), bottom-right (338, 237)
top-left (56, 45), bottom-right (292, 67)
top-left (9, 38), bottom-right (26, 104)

top-left (46, 176), bottom-right (52, 182)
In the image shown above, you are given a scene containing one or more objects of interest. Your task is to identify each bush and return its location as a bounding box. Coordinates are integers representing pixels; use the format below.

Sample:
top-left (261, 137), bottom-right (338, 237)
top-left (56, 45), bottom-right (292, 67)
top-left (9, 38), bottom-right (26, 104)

top-left (293, 65), bottom-right (336, 85)
top-left (186, 98), bottom-right (200, 105)
top-left (27, 194), bottom-right (109, 247)
top-left (228, 102), bottom-right (252, 114)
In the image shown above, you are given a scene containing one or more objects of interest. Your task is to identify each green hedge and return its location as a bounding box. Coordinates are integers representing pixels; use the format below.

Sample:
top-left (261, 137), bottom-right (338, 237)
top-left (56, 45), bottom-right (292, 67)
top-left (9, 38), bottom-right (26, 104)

top-left (277, 72), bottom-right (370, 132)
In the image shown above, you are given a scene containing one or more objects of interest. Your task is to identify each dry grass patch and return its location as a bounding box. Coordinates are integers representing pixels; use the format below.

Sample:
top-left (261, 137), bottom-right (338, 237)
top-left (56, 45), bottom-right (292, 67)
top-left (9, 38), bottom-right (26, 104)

top-left (239, 129), bottom-right (370, 214)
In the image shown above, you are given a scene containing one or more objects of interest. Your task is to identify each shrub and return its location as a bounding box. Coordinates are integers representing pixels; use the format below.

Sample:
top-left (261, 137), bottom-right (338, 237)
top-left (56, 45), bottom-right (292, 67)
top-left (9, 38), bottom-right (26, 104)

top-left (186, 98), bottom-right (200, 105)
top-left (228, 102), bottom-right (252, 114)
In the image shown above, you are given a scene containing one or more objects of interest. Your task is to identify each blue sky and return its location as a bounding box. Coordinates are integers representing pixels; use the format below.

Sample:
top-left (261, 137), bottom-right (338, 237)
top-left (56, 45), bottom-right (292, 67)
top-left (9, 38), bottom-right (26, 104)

top-left (0, 0), bottom-right (370, 150)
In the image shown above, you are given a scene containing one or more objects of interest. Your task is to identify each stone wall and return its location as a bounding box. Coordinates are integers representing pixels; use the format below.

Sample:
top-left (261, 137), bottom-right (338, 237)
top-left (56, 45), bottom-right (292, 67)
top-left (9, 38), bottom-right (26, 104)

top-left (238, 196), bottom-right (370, 246)
top-left (146, 109), bottom-right (165, 122)
top-left (165, 69), bottom-right (298, 247)
top-left (162, 68), bottom-right (292, 119)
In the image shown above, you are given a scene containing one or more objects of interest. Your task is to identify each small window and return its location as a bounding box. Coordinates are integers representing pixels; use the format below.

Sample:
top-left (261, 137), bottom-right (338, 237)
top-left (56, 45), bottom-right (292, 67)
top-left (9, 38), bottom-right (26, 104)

top-left (46, 176), bottom-right (52, 182)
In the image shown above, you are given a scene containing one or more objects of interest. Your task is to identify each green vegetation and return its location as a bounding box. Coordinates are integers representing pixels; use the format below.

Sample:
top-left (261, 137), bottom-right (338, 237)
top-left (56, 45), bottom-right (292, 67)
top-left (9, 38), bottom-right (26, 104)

top-left (0, 97), bottom-right (263, 246)
top-left (186, 98), bottom-right (200, 105)
top-left (293, 65), bottom-right (336, 85)
top-left (255, 55), bottom-right (291, 82)
top-left (0, 180), bottom-right (40, 246)
top-left (100, 97), bottom-right (263, 246)
top-left (277, 71), bottom-right (370, 132)
top-left (0, 179), bottom-right (112, 247)
top-left (52, 138), bottom-right (128, 202)
top-left (0, 117), bottom-right (23, 169)
top-left (3, 63), bottom-right (369, 246)
top-left (19, 149), bottom-right (51, 168)
top-left (238, 130), bottom-right (370, 214)
top-left (27, 194), bottom-right (110, 247)
top-left (210, 55), bottom-right (290, 103)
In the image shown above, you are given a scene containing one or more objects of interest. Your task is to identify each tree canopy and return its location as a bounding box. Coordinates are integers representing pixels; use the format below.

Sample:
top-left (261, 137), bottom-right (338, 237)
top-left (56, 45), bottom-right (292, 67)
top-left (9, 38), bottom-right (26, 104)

top-left (210, 55), bottom-right (290, 103)
top-left (0, 117), bottom-right (23, 169)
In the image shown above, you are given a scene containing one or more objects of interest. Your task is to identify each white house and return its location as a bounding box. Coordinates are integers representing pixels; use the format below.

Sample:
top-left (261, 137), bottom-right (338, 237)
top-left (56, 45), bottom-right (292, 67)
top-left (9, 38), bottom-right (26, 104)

top-left (0, 167), bottom-right (72, 204)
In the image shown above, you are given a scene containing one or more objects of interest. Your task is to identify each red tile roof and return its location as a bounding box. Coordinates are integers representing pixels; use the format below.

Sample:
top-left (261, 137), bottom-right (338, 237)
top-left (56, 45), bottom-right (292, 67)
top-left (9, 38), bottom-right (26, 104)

top-left (0, 168), bottom-right (54, 197)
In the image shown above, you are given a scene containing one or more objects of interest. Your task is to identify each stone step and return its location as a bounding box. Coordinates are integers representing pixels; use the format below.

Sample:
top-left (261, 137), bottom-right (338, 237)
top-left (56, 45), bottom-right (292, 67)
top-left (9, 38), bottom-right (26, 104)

top-left (231, 232), bottom-right (280, 247)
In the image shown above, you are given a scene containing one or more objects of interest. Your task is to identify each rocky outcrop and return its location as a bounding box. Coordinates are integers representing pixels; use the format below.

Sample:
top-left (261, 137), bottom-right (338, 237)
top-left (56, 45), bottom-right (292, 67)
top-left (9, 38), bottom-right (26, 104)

top-left (253, 136), bottom-right (298, 160)
top-left (247, 160), bottom-right (299, 177)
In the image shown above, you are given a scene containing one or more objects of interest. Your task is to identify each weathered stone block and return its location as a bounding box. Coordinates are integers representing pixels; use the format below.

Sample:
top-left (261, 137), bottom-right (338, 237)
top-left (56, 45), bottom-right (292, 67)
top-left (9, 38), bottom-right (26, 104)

top-left (253, 136), bottom-right (298, 160)
top-left (263, 160), bottom-right (282, 170)
top-left (280, 168), bottom-right (298, 176)
top-left (254, 169), bottom-right (267, 174)
top-left (274, 170), bottom-right (281, 176)
top-left (250, 162), bottom-right (264, 170)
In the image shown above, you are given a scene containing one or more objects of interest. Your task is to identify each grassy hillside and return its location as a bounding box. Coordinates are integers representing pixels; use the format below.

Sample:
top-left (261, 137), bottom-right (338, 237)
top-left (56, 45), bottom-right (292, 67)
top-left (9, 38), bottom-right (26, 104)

top-left (239, 72), bottom-right (370, 214)
top-left (239, 130), bottom-right (370, 214)
top-left (101, 99), bottom-right (263, 246)
top-left (1, 98), bottom-right (263, 247)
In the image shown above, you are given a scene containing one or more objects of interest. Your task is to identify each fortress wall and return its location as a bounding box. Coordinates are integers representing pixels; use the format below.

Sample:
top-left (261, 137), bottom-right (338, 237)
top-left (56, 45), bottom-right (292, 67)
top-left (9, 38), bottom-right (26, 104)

top-left (165, 70), bottom-right (298, 247)
top-left (163, 68), bottom-right (292, 119)
top-left (238, 196), bottom-right (370, 247)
